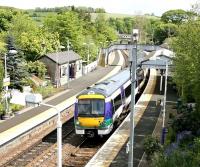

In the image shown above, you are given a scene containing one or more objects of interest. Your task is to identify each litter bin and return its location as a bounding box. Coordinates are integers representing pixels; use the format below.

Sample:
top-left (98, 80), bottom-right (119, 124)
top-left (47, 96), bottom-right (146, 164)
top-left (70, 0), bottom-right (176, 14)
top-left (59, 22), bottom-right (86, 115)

top-left (177, 98), bottom-right (182, 113)
top-left (161, 127), bottom-right (168, 145)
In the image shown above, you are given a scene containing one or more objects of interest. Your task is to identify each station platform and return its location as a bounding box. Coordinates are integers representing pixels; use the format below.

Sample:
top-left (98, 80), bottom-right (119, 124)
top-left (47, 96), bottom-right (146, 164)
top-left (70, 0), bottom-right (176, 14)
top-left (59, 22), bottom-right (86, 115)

top-left (0, 50), bottom-right (125, 147)
top-left (86, 70), bottom-right (178, 167)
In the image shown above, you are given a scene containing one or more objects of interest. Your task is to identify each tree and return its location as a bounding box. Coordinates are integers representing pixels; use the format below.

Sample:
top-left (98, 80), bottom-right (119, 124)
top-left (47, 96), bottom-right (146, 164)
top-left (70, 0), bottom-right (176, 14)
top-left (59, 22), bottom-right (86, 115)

top-left (6, 35), bottom-right (28, 89)
top-left (44, 11), bottom-right (85, 55)
top-left (94, 14), bottom-right (117, 42)
top-left (0, 8), bottom-right (19, 32)
top-left (154, 22), bottom-right (177, 44)
top-left (10, 13), bottom-right (60, 61)
top-left (171, 21), bottom-right (200, 108)
top-left (161, 9), bottom-right (195, 24)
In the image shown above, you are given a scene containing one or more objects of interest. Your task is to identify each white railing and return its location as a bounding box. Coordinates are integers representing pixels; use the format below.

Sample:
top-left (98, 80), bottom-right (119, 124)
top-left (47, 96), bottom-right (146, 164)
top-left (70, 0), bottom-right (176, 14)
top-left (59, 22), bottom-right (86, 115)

top-left (82, 61), bottom-right (98, 75)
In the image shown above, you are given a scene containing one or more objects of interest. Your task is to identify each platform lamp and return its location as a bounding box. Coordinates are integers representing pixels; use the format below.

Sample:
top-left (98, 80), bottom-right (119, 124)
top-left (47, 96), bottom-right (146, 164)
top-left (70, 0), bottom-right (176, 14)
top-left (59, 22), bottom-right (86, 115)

top-left (25, 93), bottom-right (62, 167)
top-left (83, 42), bottom-right (94, 65)
top-left (161, 61), bottom-right (168, 144)
top-left (3, 49), bottom-right (18, 119)
top-left (99, 41), bottom-right (109, 66)
top-left (128, 29), bottom-right (139, 167)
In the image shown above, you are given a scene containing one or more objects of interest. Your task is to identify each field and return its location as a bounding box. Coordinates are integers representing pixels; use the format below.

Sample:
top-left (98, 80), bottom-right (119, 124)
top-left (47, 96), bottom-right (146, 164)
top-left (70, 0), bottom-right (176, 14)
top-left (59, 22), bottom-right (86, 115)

top-left (91, 12), bottom-right (159, 20)
top-left (27, 10), bottom-right (159, 23)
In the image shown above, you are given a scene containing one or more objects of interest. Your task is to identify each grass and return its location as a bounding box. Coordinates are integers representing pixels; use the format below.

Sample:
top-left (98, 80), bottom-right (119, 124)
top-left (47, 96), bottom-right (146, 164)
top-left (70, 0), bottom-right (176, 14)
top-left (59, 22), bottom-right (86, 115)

top-left (91, 12), bottom-right (160, 20)
top-left (27, 10), bottom-right (159, 23)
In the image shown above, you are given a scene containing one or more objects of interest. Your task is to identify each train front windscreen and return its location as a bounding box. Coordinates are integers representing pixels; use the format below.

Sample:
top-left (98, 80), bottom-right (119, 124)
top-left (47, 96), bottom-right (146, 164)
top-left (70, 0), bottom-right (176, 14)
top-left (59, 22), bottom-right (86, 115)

top-left (77, 99), bottom-right (104, 116)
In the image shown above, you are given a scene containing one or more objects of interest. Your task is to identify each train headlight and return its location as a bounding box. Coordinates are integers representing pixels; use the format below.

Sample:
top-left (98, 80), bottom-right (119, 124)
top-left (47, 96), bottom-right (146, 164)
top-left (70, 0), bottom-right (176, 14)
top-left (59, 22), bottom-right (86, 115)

top-left (76, 120), bottom-right (80, 125)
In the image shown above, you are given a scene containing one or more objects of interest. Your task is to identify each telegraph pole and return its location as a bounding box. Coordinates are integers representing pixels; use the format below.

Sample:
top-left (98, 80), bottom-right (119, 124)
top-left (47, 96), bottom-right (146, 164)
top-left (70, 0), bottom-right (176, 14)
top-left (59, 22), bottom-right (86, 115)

top-left (67, 39), bottom-right (70, 89)
top-left (128, 29), bottom-right (139, 167)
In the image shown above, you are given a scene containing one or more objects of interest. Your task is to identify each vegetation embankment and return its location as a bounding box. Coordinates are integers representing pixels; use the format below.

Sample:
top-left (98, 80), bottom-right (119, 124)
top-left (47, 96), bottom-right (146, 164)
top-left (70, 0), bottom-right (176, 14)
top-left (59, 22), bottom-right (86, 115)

top-left (143, 3), bottom-right (200, 166)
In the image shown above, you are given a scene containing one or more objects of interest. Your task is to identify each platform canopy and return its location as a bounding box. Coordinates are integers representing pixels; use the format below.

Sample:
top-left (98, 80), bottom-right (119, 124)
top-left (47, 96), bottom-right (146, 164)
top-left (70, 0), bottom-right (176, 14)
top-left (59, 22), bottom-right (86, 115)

top-left (139, 48), bottom-right (174, 70)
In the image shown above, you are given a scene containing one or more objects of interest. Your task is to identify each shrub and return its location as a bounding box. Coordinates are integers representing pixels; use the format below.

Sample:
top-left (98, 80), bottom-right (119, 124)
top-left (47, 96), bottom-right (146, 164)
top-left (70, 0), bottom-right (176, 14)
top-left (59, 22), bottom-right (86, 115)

top-left (172, 110), bottom-right (200, 135)
top-left (10, 104), bottom-right (24, 112)
top-left (26, 61), bottom-right (47, 79)
top-left (0, 103), bottom-right (4, 115)
top-left (165, 127), bottom-right (176, 144)
top-left (143, 135), bottom-right (163, 160)
top-left (34, 84), bottom-right (55, 98)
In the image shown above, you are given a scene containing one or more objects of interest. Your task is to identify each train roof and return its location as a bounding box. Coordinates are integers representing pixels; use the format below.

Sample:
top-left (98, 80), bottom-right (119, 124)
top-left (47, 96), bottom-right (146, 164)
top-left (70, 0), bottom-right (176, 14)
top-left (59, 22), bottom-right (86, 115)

top-left (77, 69), bottom-right (130, 98)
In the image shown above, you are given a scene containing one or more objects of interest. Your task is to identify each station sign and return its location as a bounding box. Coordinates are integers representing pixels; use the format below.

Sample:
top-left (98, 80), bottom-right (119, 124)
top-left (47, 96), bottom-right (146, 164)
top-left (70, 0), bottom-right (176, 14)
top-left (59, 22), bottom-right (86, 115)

top-left (3, 77), bottom-right (10, 87)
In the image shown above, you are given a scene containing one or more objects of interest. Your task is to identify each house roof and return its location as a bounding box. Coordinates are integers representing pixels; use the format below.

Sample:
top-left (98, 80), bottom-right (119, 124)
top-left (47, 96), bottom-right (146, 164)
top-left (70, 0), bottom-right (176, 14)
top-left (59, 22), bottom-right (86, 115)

top-left (45, 50), bottom-right (81, 65)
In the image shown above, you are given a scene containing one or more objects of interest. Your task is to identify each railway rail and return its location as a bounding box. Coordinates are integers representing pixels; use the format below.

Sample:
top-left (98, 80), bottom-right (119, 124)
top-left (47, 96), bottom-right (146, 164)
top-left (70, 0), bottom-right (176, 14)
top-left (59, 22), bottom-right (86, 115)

top-left (0, 51), bottom-right (149, 167)
top-left (2, 119), bottom-right (75, 167)
top-left (2, 99), bottom-right (132, 167)
top-left (2, 72), bottom-right (148, 167)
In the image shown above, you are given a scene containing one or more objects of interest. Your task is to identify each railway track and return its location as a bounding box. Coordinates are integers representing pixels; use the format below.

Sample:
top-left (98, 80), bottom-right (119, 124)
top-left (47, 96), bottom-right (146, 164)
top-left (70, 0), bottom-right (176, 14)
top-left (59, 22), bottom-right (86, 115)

top-left (2, 119), bottom-right (75, 167)
top-left (2, 73), bottom-right (149, 167)
top-left (2, 106), bottom-right (131, 167)
top-left (2, 56), bottom-right (149, 167)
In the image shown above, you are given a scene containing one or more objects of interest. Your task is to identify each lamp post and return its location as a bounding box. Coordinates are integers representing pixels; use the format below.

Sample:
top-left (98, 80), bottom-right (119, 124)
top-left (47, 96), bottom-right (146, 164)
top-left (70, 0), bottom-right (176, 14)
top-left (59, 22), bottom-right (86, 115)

top-left (99, 41), bottom-right (109, 66)
top-left (25, 94), bottom-right (62, 167)
top-left (161, 61), bottom-right (168, 144)
top-left (83, 42), bottom-right (94, 65)
top-left (128, 29), bottom-right (139, 167)
top-left (42, 103), bottom-right (62, 167)
top-left (3, 49), bottom-right (17, 119)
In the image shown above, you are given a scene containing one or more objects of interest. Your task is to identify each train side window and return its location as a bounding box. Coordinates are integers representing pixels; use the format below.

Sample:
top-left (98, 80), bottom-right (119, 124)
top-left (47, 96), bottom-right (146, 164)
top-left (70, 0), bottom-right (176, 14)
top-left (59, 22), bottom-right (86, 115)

top-left (111, 99), bottom-right (115, 114)
top-left (125, 84), bottom-right (131, 98)
top-left (114, 94), bottom-right (122, 111)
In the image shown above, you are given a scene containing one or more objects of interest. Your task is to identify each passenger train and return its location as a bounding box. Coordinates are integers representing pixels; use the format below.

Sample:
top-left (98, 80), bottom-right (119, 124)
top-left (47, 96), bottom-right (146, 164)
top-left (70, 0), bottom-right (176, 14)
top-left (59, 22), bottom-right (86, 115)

top-left (74, 68), bottom-right (148, 137)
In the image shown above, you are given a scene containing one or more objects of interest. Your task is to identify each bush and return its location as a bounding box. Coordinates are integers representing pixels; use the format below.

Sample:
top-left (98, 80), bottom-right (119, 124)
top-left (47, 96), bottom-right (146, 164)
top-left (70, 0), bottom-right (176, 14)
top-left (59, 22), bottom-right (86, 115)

top-left (0, 103), bottom-right (4, 115)
top-left (151, 137), bottom-right (200, 167)
top-left (165, 127), bottom-right (176, 144)
top-left (10, 104), bottom-right (24, 112)
top-left (34, 84), bottom-right (55, 98)
top-left (26, 61), bottom-right (47, 79)
top-left (143, 135), bottom-right (163, 160)
top-left (151, 150), bottom-right (196, 167)
top-left (172, 110), bottom-right (200, 135)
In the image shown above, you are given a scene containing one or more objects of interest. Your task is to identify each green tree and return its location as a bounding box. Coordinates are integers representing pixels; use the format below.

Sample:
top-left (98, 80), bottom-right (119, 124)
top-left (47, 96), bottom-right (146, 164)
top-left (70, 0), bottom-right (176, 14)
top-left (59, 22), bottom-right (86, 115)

top-left (0, 60), bottom-right (4, 91)
top-left (5, 35), bottom-right (28, 89)
top-left (44, 11), bottom-right (85, 55)
top-left (0, 8), bottom-right (19, 32)
top-left (161, 9), bottom-right (195, 24)
top-left (26, 61), bottom-right (47, 79)
top-left (154, 22), bottom-right (177, 44)
top-left (171, 21), bottom-right (200, 107)
top-left (10, 13), bottom-right (60, 61)
top-left (94, 14), bottom-right (117, 43)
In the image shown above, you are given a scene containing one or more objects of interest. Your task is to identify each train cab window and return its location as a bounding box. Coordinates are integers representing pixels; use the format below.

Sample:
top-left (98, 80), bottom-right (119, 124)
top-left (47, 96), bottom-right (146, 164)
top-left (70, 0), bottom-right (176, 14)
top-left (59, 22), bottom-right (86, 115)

top-left (125, 84), bottom-right (131, 98)
top-left (91, 100), bottom-right (104, 115)
top-left (78, 99), bottom-right (104, 116)
top-left (78, 100), bottom-right (91, 116)
top-left (113, 94), bottom-right (122, 111)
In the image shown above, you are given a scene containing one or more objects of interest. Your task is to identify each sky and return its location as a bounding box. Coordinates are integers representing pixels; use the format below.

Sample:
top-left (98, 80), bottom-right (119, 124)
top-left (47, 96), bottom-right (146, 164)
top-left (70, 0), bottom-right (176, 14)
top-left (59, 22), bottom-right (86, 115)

top-left (0, 0), bottom-right (198, 16)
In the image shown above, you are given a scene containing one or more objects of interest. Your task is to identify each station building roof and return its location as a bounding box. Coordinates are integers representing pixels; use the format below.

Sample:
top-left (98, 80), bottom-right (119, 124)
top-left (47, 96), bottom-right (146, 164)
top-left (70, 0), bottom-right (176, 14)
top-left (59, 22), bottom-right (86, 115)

top-left (45, 50), bottom-right (81, 65)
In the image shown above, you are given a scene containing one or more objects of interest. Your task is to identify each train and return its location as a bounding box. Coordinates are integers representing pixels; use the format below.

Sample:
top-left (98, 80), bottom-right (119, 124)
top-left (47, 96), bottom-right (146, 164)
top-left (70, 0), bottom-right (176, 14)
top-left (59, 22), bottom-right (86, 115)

top-left (74, 68), bottom-right (148, 137)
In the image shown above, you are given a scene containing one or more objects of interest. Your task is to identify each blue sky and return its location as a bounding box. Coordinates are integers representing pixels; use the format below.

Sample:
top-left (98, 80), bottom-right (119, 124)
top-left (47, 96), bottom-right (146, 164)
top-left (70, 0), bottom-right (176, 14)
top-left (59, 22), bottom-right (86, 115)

top-left (0, 0), bottom-right (197, 16)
